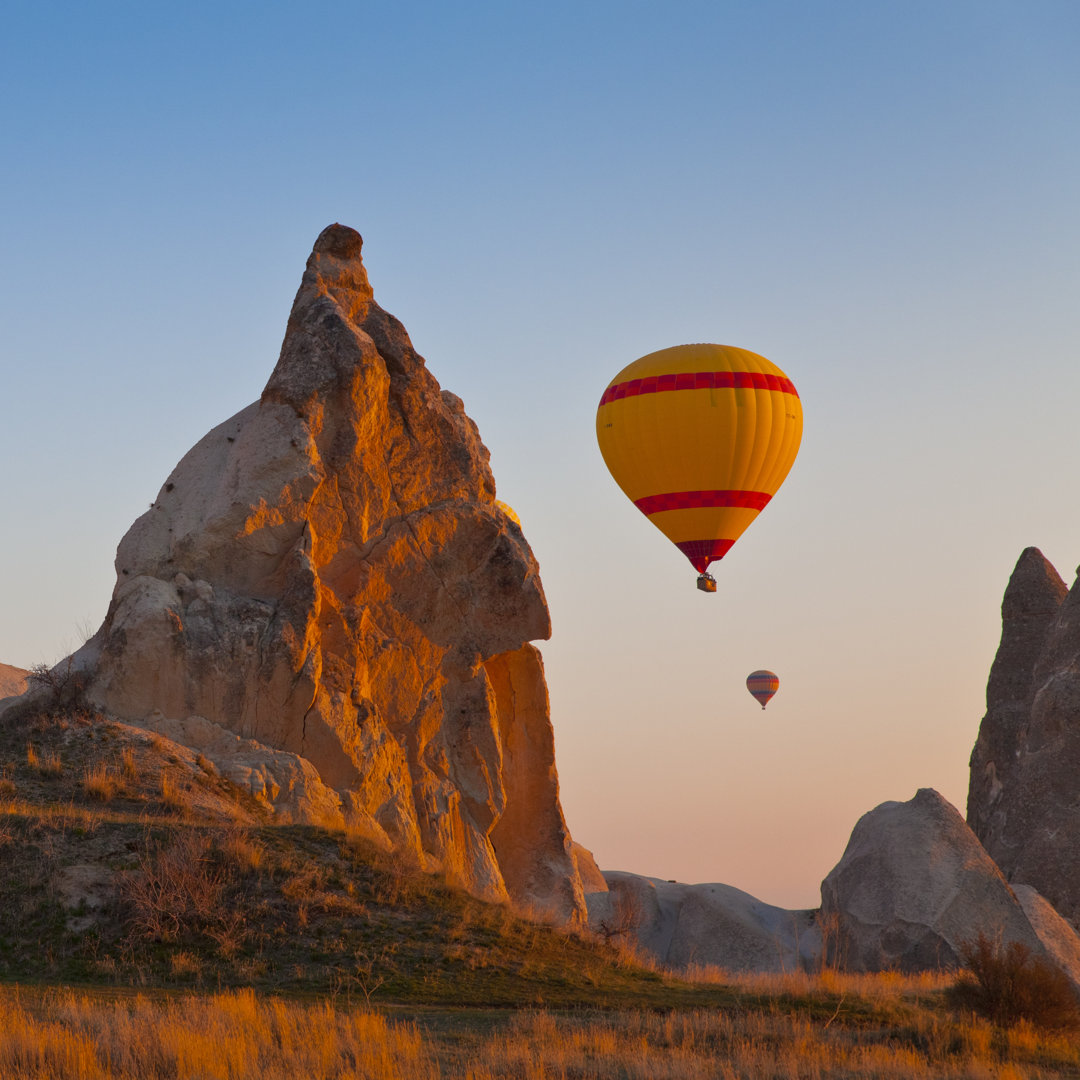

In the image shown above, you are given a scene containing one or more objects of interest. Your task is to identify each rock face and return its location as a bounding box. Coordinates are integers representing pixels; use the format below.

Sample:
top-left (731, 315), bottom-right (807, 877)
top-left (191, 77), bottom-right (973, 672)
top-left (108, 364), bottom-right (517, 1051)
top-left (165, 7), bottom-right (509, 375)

top-left (821, 788), bottom-right (1060, 973)
top-left (587, 871), bottom-right (819, 973)
top-left (967, 549), bottom-right (1080, 927)
top-left (0, 663), bottom-right (28, 701)
top-left (71, 224), bottom-right (585, 922)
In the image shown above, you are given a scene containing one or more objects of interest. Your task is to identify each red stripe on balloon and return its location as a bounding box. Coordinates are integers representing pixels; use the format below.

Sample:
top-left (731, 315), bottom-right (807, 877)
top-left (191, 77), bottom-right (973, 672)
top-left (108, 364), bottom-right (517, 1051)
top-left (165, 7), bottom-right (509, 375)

top-left (598, 370), bottom-right (798, 407)
top-left (634, 490), bottom-right (772, 515)
top-left (674, 539), bottom-right (735, 574)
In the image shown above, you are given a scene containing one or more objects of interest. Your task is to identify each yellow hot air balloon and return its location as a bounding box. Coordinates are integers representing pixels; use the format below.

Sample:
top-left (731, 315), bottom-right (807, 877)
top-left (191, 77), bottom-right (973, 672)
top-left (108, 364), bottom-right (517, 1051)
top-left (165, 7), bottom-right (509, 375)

top-left (495, 500), bottom-right (521, 528)
top-left (596, 344), bottom-right (802, 591)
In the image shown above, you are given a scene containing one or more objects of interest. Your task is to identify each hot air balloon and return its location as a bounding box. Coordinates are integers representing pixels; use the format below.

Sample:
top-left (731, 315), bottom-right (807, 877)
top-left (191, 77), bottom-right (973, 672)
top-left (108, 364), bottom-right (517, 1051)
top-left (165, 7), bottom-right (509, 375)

top-left (595, 344), bottom-right (802, 591)
top-left (746, 670), bottom-right (779, 709)
top-left (495, 500), bottom-right (521, 528)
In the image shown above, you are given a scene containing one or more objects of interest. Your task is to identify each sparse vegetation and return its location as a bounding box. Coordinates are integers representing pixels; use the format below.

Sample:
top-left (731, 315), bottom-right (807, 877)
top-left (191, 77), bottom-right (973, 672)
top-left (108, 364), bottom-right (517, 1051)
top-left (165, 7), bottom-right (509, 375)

top-left (1, 697), bottom-right (1079, 1076)
top-left (82, 762), bottom-right (118, 801)
top-left (1, 980), bottom-right (1080, 1079)
top-left (948, 931), bottom-right (1080, 1031)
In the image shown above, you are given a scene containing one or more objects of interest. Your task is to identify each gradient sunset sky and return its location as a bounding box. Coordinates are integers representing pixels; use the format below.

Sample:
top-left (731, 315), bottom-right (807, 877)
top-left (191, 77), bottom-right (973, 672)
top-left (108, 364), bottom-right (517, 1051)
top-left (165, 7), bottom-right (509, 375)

top-left (2, 1), bottom-right (1079, 908)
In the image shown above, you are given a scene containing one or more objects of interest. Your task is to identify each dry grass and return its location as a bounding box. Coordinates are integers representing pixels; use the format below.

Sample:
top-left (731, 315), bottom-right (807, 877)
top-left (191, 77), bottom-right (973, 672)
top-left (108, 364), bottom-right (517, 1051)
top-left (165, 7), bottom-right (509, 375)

top-left (0, 987), bottom-right (438, 1080)
top-left (82, 762), bottom-right (119, 802)
top-left (25, 742), bottom-right (62, 777)
top-left (160, 772), bottom-right (190, 814)
top-left (1, 979), bottom-right (1079, 1079)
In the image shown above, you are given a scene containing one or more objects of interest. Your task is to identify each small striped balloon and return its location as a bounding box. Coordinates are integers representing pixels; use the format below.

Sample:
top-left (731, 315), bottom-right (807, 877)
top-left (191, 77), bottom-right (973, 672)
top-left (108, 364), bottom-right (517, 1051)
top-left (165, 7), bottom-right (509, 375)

top-left (746, 670), bottom-right (779, 710)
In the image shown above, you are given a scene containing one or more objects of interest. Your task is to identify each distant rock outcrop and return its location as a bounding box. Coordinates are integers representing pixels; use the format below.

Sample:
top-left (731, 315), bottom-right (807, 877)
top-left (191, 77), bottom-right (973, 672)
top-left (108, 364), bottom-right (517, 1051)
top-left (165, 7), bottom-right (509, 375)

top-left (587, 872), bottom-right (819, 973)
top-left (66, 224), bottom-right (586, 923)
top-left (0, 663), bottom-right (28, 701)
top-left (821, 788), bottom-right (1069, 975)
top-left (967, 549), bottom-right (1080, 927)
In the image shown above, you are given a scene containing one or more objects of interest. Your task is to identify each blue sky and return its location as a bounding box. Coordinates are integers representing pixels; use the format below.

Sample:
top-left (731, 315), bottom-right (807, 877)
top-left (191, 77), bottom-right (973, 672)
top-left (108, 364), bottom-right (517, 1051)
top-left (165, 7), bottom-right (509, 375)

top-left (2, 1), bottom-right (1079, 907)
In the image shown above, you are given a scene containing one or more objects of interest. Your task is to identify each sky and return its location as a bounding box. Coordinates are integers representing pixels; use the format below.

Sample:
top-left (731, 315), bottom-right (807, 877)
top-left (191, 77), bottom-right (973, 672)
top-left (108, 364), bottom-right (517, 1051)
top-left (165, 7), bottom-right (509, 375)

top-left (2, 1), bottom-right (1079, 909)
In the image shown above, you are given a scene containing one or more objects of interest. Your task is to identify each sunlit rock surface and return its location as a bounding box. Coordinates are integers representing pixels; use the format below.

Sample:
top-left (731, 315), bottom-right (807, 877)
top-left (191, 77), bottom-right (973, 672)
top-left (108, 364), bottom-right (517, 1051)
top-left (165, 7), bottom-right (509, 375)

top-left (69, 224), bottom-right (586, 923)
top-left (968, 548), bottom-right (1080, 927)
top-left (0, 663), bottom-right (28, 702)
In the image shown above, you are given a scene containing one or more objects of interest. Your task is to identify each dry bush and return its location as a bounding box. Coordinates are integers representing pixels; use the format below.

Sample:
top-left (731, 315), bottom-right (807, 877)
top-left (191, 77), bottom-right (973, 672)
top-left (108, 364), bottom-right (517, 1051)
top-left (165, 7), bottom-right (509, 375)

top-left (120, 747), bottom-right (136, 782)
top-left (27, 658), bottom-right (87, 712)
top-left (949, 931), bottom-right (1080, 1031)
top-left (82, 763), bottom-right (118, 802)
top-left (119, 830), bottom-right (229, 942)
top-left (595, 886), bottom-right (644, 946)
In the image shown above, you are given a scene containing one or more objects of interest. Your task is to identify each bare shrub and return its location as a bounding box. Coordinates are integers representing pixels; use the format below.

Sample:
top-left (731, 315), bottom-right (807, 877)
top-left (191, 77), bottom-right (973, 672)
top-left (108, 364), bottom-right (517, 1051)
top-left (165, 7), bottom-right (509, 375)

top-left (816, 907), bottom-right (847, 971)
top-left (120, 747), bottom-right (137, 781)
top-left (948, 931), bottom-right (1080, 1031)
top-left (119, 830), bottom-right (228, 942)
top-left (27, 658), bottom-right (88, 712)
top-left (596, 886), bottom-right (644, 945)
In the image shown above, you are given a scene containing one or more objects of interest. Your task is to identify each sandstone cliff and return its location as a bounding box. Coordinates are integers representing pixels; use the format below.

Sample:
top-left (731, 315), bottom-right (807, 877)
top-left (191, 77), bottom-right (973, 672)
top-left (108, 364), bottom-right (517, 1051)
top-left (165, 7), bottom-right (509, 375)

top-left (968, 548), bottom-right (1080, 927)
top-left (68, 224), bottom-right (586, 922)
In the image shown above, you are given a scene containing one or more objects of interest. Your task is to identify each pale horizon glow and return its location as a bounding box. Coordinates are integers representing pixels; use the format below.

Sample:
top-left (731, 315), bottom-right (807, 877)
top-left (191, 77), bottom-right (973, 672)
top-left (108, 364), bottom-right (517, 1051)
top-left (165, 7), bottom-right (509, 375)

top-left (2, 2), bottom-right (1079, 909)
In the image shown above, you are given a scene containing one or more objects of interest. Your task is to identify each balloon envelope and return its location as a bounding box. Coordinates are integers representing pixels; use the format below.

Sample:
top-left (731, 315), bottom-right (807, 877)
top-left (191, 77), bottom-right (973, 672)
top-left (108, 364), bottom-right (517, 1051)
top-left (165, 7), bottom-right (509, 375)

top-left (595, 343), bottom-right (802, 575)
top-left (746, 669), bottom-right (780, 709)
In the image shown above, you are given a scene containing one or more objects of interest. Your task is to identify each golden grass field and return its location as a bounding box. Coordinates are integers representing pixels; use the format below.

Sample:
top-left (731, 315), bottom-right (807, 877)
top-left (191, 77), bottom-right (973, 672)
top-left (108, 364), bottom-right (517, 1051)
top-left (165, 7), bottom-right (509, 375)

top-left (3, 690), bottom-right (1080, 1077)
top-left (2, 971), bottom-right (1080, 1080)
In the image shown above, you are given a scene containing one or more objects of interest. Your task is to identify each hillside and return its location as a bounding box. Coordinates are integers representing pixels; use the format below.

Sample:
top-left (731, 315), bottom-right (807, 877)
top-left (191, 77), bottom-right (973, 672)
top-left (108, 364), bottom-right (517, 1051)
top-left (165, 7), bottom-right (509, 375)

top-left (0, 687), bottom-right (739, 1009)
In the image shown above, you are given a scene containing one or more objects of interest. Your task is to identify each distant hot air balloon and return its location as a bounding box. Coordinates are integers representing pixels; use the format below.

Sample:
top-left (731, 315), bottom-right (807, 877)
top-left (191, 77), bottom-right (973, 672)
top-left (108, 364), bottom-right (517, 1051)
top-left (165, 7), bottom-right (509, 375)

top-left (595, 344), bottom-right (802, 591)
top-left (746, 670), bottom-right (779, 710)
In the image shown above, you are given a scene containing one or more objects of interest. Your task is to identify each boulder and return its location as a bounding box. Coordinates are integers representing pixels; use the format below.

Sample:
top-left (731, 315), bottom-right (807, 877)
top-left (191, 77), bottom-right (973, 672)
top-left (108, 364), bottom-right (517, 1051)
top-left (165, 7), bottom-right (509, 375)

top-left (821, 788), bottom-right (1058, 973)
top-left (587, 871), bottom-right (819, 973)
top-left (67, 224), bottom-right (586, 923)
top-left (968, 550), bottom-right (1080, 927)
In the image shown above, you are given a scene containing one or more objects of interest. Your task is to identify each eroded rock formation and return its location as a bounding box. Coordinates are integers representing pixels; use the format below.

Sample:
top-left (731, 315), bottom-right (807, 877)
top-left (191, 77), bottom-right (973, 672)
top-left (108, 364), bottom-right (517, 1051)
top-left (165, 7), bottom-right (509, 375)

top-left (968, 549), bottom-right (1080, 926)
top-left (821, 788), bottom-right (1059, 973)
top-left (69, 224), bottom-right (586, 922)
top-left (587, 872), bottom-right (819, 973)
